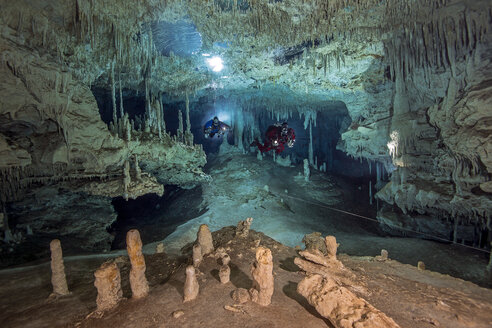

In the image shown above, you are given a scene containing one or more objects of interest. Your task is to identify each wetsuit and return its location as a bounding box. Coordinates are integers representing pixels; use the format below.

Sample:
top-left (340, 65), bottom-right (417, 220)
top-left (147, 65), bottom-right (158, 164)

top-left (251, 125), bottom-right (296, 154)
top-left (204, 119), bottom-right (230, 138)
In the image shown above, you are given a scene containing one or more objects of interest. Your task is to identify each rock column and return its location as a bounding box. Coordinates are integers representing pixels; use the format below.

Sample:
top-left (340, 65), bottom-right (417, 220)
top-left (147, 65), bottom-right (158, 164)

top-left (236, 217), bottom-right (253, 237)
top-left (126, 229), bottom-right (149, 298)
top-left (94, 261), bottom-right (123, 311)
top-left (219, 254), bottom-right (231, 284)
top-left (50, 239), bottom-right (70, 296)
top-left (193, 243), bottom-right (203, 267)
top-left (184, 265), bottom-right (199, 302)
top-left (250, 247), bottom-right (274, 306)
top-left (197, 224), bottom-right (214, 256)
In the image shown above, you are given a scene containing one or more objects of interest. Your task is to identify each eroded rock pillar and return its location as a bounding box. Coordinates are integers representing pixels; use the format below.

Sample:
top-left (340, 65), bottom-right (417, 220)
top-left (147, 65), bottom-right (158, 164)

top-left (126, 229), bottom-right (149, 298)
top-left (250, 247), bottom-right (274, 306)
top-left (197, 224), bottom-right (214, 256)
top-left (184, 265), bottom-right (199, 302)
top-left (94, 261), bottom-right (123, 311)
top-left (50, 239), bottom-right (70, 296)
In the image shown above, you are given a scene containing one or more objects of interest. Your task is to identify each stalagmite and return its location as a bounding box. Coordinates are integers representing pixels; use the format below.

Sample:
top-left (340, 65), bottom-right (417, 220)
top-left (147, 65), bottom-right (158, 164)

top-left (94, 261), bottom-right (123, 312)
top-left (219, 254), bottom-right (231, 284)
top-left (118, 74), bottom-right (124, 118)
top-left (126, 229), bottom-right (149, 299)
top-left (111, 60), bottom-right (117, 125)
top-left (193, 243), bottom-right (203, 267)
top-left (325, 236), bottom-right (338, 260)
top-left (197, 224), bottom-right (214, 256)
top-left (183, 265), bottom-right (199, 302)
top-left (155, 243), bottom-right (165, 254)
top-left (50, 239), bottom-right (70, 296)
top-left (418, 261), bottom-right (426, 270)
top-left (303, 159), bottom-right (310, 182)
top-left (249, 247), bottom-right (274, 306)
top-left (236, 217), bottom-right (253, 237)
top-left (185, 92), bottom-right (193, 145)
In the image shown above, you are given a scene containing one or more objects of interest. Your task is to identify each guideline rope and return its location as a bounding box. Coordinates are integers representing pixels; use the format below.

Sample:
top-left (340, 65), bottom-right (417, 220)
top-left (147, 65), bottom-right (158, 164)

top-left (282, 193), bottom-right (491, 255)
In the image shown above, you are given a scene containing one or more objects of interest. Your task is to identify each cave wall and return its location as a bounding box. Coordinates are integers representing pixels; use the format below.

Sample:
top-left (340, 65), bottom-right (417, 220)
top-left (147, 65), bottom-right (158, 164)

top-left (376, 6), bottom-right (492, 246)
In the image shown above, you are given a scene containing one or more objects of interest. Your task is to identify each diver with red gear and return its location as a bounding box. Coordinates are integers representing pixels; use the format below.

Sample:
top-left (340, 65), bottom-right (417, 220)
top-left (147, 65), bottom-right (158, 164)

top-left (250, 122), bottom-right (296, 154)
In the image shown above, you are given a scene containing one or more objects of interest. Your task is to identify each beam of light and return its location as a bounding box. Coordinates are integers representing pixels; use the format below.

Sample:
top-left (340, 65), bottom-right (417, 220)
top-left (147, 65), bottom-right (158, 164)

top-left (206, 56), bottom-right (224, 72)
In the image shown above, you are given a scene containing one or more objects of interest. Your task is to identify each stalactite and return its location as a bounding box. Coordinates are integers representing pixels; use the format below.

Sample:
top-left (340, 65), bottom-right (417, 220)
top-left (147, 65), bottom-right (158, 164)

top-left (156, 96), bottom-right (162, 140)
top-left (159, 95), bottom-right (166, 133)
top-left (111, 60), bottom-right (117, 126)
top-left (185, 91), bottom-right (193, 145)
top-left (119, 72), bottom-right (124, 118)
top-left (178, 110), bottom-right (184, 143)
top-left (369, 181), bottom-right (373, 205)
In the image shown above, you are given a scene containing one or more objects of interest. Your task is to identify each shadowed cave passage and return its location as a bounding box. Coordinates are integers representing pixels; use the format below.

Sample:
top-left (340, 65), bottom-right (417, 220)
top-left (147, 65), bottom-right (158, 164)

top-left (109, 185), bottom-right (206, 250)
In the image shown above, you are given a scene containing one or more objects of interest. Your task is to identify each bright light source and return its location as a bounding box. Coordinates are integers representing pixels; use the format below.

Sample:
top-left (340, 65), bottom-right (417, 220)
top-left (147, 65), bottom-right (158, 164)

top-left (202, 53), bottom-right (211, 57)
top-left (207, 56), bottom-right (224, 72)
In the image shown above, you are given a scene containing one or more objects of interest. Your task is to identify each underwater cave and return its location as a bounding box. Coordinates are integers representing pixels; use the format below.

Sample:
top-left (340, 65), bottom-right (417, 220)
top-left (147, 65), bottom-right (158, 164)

top-left (0, 1), bottom-right (491, 327)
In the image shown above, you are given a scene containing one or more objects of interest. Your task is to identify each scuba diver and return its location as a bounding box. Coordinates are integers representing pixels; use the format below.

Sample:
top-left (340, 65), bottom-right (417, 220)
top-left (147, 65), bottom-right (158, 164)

top-left (250, 122), bottom-right (295, 154)
top-left (204, 116), bottom-right (230, 138)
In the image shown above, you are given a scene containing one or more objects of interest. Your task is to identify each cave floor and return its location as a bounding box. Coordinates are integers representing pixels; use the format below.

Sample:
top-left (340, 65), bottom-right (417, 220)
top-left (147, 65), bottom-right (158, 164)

top-left (1, 149), bottom-right (492, 327)
top-left (0, 227), bottom-right (491, 328)
top-left (150, 148), bottom-right (491, 288)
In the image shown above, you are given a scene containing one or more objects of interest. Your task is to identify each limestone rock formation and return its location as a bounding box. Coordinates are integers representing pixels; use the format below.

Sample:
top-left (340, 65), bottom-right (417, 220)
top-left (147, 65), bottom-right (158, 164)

top-left (183, 265), bottom-right (199, 302)
top-left (219, 264), bottom-right (231, 284)
top-left (250, 247), bottom-right (274, 306)
top-left (302, 232), bottom-right (327, 255)
top-left (49, 239), bottom-right (70, 297)
top-left (325, 236), bottom-right (338, 260)
top-left (297, 274), bottom-right (401, 328)
top-left (155, 242), bottom-right (165, 254)
top-left (295, 235), bottom-right (399, 328)
top-left (94, 261), bottom-right (123, 312)
top-left (235, 217), bottom-right (253, 238)
top-left (192, 243), bottom-right (203, 268)
top-left (232, 288), bottom-right (251, 304)
top-left (126, 229), bottom-right (149, 299)
top-left (218, 252), bottom-right (231, 284)
top-left (197, 224), bottom-right (214, 256)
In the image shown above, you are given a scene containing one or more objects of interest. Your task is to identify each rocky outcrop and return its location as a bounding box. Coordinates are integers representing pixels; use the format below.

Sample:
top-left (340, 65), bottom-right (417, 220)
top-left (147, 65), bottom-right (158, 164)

top-left (295, 235), bottom-right (400, 328)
